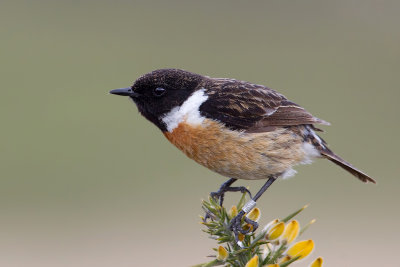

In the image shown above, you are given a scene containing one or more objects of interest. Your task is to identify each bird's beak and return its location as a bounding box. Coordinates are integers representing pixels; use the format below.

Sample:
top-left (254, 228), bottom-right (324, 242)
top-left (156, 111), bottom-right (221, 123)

top-left (109, 88), bottom-right (140, 98)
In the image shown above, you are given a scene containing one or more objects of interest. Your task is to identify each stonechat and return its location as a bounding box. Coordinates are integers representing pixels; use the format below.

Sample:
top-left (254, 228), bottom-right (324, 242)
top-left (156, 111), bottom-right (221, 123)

top-left (110, 68), bottom-right (375, 240)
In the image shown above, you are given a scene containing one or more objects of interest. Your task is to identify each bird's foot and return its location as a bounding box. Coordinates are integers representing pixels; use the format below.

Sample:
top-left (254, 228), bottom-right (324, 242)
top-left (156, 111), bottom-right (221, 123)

top-left (210, 186), bottom-right (252, 207)
top-left (203, 186), bottom-right (252, 222)
top-left (230, 210), bottom-right (259, 243)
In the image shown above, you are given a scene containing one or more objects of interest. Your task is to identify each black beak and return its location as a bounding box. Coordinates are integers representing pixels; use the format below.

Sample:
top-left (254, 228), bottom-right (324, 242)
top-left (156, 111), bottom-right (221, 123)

top-left (109, 87), bottom-right (140, 97)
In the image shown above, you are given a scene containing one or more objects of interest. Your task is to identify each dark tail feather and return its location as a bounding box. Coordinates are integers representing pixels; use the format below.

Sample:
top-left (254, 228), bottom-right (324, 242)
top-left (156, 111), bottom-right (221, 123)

top-left (321, 150), bottom-right (376, 184)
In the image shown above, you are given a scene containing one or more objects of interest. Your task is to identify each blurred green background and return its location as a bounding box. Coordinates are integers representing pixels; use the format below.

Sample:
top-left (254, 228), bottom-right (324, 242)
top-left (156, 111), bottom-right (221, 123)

top-left (1, 0), bottom-right (399, 266)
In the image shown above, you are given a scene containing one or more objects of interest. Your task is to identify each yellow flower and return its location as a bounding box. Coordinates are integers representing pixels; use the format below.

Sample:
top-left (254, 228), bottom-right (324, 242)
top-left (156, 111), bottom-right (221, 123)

top-left (247, 207), bottom-right (261, 221)
top-left (266, 265), bottom-right (279, 267)
top-left (217, 246), bottom-right (228, 261)
top-left (245, 255), bottom-right (259, 267)
top-left (266, 222), bottom-right (285, 240)
top-left (238, 233), bottom-right (245, 241)
top-left (242, 223), bottom-right (255, 233)
top-left (229, 205), bottom-right (238, 218)
top-left (282, 220), bottom-right (300, 244)
top-left (286, 240), bottom-right (314, 260)
top-left (310, 257), bottom-right (323, 267)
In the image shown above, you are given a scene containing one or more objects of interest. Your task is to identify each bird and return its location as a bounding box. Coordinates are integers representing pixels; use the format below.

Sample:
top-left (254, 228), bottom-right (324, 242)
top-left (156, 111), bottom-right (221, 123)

top-left (110, 68), bottom-right (376, 240)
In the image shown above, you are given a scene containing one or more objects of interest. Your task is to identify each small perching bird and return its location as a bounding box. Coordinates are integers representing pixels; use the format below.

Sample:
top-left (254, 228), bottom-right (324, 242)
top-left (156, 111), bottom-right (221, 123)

top-left (110, 69), bottom-right (375, 240)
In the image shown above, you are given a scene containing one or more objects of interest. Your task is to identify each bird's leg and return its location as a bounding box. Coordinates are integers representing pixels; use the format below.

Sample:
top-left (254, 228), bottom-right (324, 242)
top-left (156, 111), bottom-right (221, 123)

top-left (210, 178), bottom-right (252, 206)
top-left (203, 178), bottom-right (252, 222)
top-left (230, 176), bottom-right (277, 243)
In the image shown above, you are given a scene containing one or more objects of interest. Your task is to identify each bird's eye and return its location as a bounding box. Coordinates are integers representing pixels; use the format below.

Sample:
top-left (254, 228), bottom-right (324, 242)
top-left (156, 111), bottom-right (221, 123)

top-left (153, 87), bottom-right (166, 97)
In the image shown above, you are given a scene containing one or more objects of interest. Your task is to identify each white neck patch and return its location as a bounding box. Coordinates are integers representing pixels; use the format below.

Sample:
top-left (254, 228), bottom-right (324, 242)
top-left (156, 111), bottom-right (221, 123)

top-left (162, 89), bottom-right (209, 132)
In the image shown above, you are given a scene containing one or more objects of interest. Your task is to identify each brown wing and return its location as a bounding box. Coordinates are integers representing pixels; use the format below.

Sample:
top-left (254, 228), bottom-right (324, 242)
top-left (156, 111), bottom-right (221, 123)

top-left (200, 78), bottom-right (329, 132)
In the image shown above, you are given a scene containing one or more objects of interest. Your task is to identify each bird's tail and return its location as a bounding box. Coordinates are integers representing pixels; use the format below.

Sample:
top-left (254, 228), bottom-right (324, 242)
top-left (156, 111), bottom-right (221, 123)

top-left (305, 126), bottom-right (376, 183)
top-left (320, 149), bottom-right (376, 183)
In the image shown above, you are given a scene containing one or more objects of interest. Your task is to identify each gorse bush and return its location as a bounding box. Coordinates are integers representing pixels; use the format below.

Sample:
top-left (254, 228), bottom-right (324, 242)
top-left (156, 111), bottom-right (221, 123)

top-left (196, 193), bottom-right (322, 267)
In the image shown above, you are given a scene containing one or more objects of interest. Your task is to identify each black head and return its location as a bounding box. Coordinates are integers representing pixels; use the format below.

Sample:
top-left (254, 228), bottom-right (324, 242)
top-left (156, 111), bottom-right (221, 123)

top-left (110, 69), bottom-right (205, 131)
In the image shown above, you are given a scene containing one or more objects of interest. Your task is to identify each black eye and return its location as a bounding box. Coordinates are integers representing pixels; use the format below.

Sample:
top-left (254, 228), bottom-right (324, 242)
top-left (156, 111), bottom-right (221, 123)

top-left (153, 87), bottom-right (166, 97)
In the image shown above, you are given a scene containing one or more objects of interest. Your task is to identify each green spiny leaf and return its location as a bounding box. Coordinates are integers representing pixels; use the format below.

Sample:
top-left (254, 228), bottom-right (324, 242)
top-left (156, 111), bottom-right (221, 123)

top-left (282, 205), bottom-right (308, 223)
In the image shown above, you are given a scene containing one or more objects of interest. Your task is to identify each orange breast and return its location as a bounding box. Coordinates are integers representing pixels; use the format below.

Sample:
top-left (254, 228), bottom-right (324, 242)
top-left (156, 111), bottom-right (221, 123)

top-left (163, 119), bottom-right (306, 180)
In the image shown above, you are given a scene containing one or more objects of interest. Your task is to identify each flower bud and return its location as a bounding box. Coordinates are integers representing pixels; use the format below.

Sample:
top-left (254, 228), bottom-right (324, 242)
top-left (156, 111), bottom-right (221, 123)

top-left (247, 208), bottom-right (261, 222)
top-left (229, 205), bottom-right (238, 218)
top-left (245, 255), bottom-right (259, 267)
top-left (282, 220), bottom-right (299, 244)
top-left (217, 246), bottom-right (228, 261)
top-left (266, 222), bottom-right (285, 240)
top-left (286, 239), bottom-right (314, 260)
top-left (310, 257), bottom-right (323, 267)
top-left (238, 233), bottom-right (245, 242)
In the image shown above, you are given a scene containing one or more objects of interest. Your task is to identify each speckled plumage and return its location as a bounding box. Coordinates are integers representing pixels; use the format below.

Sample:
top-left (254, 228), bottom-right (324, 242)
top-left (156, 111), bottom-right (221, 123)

top-left (199, 77), bottom-right (329, 132)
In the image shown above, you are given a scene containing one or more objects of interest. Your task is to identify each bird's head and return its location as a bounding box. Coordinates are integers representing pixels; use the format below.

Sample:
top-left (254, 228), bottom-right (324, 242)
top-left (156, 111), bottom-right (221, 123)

top-left (110, 69), bottom-right (205, 131)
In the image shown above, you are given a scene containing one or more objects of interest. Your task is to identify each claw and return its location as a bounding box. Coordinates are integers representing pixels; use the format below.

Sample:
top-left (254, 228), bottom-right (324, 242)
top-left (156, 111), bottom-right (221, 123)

top-left (244, 216), bottom-right (259, 232)
top-left (238, 187), bottom-right (252, 199)
top-left (210, 190), bottom-right (226, 206)
top-left (229, 210), bottom-right (259, 243)
top-left (211, 186), bottom-right (252, 206)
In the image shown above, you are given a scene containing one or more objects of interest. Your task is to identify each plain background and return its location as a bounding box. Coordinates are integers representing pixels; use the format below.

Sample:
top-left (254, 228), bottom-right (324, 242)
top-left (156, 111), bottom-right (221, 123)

top-left (1, 1), bottom-right (399, 266)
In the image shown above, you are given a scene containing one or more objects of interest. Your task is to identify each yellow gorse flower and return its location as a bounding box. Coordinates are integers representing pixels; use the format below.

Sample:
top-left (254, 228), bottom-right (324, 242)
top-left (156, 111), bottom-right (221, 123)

top-left (266, 222), bottom-right (285, 240)
top-left (245, 255), bottom-right (259, 267)
top-left (229, 205), bottom-right (238, 218)
top-left (243, 223), bottom-right (255, 233)
top-left (310, 257), bottom-right (323, 267)
top-left (282, 220), bottom-right (300, 243)
top-left (286, 239), bottom-right (315, 260)
top-left (247, 207), bottom-right (261, 221)
top-left (217, 246), bottom-right (228, 261)
top-left (238, 233), bottom-right (245, 241)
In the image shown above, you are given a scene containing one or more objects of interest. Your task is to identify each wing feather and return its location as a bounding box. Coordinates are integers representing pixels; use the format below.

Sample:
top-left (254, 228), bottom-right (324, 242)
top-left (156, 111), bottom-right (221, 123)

top-left (200, 78), bottom-right (329, 132)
